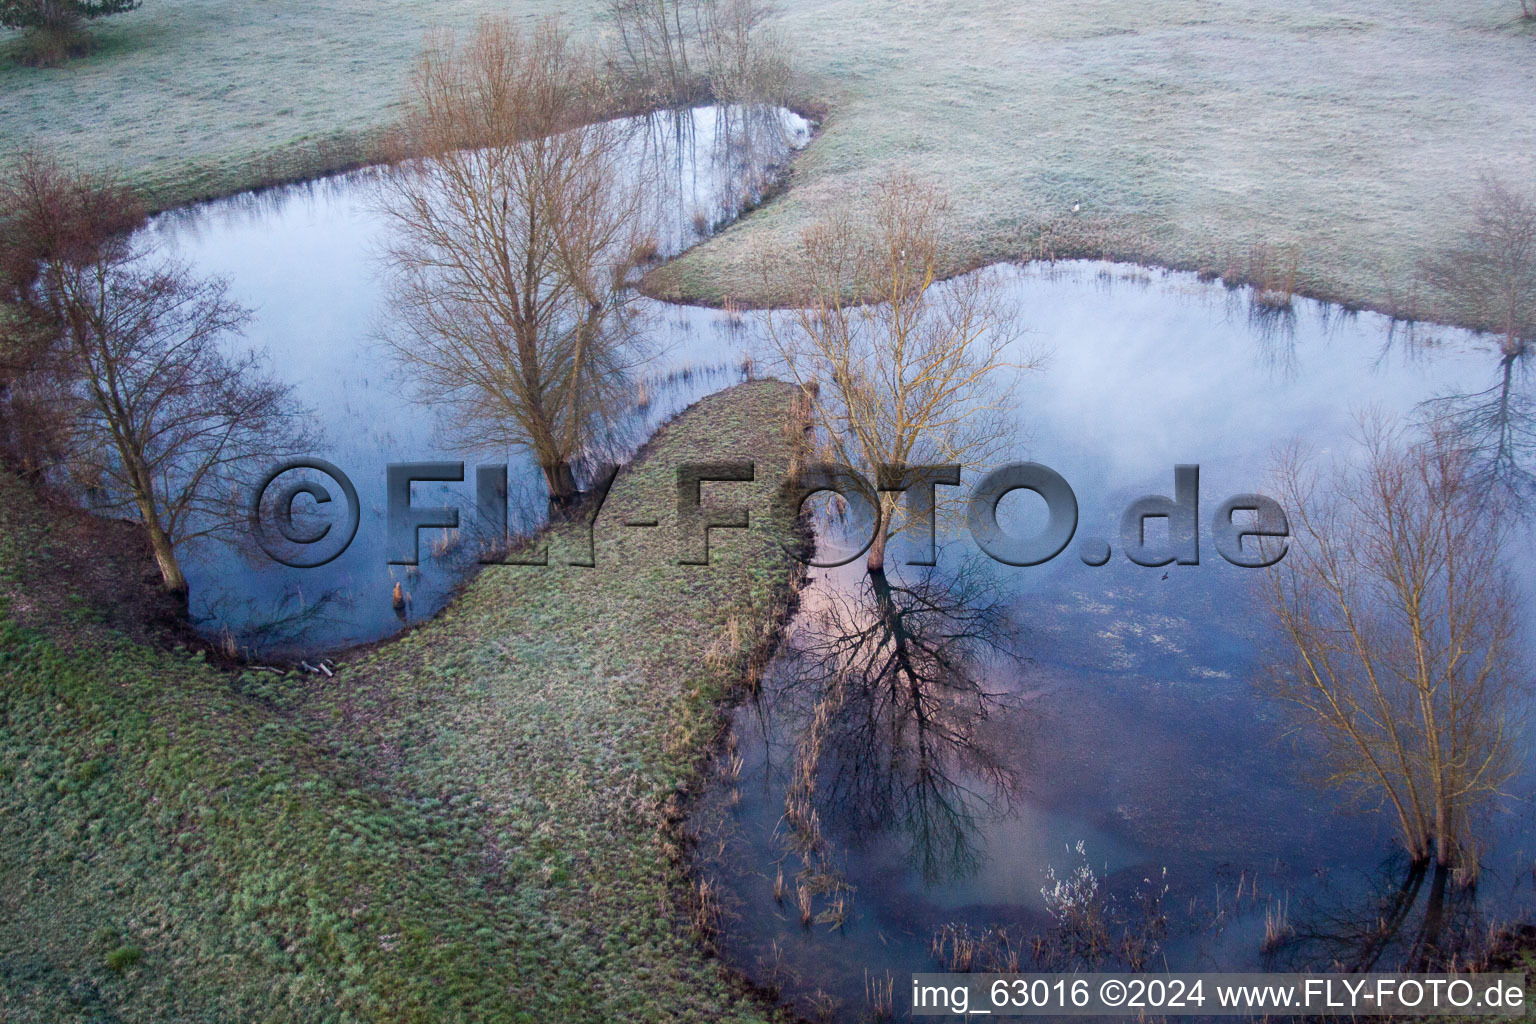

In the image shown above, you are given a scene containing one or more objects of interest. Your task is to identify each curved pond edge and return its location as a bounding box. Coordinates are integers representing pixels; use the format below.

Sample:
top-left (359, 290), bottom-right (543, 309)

top-left (124, 91), bottom-right (830, 223)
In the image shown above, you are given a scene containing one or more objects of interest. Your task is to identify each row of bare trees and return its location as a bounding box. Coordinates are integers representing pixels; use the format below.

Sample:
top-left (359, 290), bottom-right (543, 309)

top-left (0, 153), bottom-right (305, 604)
top-left (603, 0), bottom-right (794, 106)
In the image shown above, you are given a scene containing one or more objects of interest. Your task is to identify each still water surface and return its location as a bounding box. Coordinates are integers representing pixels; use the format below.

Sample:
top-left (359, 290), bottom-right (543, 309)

top-left (688, 263), bottom-right (1536, 1020)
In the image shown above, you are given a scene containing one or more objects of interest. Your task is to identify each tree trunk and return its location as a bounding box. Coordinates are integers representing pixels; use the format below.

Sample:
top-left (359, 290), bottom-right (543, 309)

top-left (866, 528), bottom-right (888, 576)
top-left (144, 517), bottom-right (189, 609)
top-left (1434, 799), bottom-right (1454, 871)
top-left (542, 460), bottom-right (579, 515)
top-left (127, 462), bottom-right (189, 610)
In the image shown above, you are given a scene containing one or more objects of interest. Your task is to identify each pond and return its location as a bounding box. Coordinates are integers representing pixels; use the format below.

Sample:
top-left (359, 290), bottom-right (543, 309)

top-left (131, 104), bottom-right (1534, 1020)
top-left (686, 263), bottom-right (1536, 1021)
top-left (141, 104), bottom-right (811, 655)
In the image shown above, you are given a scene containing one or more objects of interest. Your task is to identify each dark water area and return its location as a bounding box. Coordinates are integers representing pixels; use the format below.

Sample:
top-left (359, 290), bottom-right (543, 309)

top-left (688, 262), bottom-right (1536, 1021)
top-left (135, 105), bottom-right (810, 656)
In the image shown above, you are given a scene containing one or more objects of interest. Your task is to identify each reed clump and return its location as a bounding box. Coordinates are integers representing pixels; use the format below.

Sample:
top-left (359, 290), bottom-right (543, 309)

top-left (865, 969), bottom-right (895, 1020)
top-left (1245, 243), bottom-right (1300, 310)
top-left (690, 875), bottom-right (723, 951)
top-left (1261, 895), bottom-right (1292, 954)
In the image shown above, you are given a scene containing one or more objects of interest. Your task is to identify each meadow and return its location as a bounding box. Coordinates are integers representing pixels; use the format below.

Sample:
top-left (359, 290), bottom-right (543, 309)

top-left (4, 0), bottom-right (1535, 323)
top-left (0, 380), bottom-right (802, 1022)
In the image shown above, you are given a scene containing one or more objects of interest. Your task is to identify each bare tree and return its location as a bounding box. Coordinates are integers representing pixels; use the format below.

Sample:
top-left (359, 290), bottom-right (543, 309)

top-left (378, 18), bottom-right (654, 511)
top-left (693, 0), bottom-right (793, 105)
top-left (761, 174), bottom-right (1036, 574)
top-left (1, 154), bottom-right (308, 605)
top-left (1423, 175), bottom-right (1536, 360)
top-left (1261, 415), bottom-right (1528, 877)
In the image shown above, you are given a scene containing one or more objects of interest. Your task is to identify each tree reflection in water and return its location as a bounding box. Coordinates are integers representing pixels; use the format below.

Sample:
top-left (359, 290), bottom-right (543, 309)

top-left (770, 558), bottom-right (1026, 907)
top-left (1421, 342), bottom-right (1535, 505)
top-left (630, 102), bottom-right (803, 252)
top-left (1264, 852), bottom-right (1483, 972)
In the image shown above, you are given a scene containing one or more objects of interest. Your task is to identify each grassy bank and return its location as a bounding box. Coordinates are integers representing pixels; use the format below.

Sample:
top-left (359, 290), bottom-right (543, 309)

top-left (0, 379), bottom-right (802, 1022)
top-left (6, 1), bottom-right (1535, 327)
top-left (656, 0), bottom-right (1536, 328)
top-left (0, 0), bottom-right (580, 206)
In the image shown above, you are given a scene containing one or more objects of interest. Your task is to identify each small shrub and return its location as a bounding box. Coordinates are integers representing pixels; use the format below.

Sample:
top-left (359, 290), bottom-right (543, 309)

top-left (3, 0), bottom-right (143, 67)
top-left (73, 758), bottom-right (104, 786)
top-left (104, 945), bottom-right (142, 973)
top-left (11, 25), bottom-right (91, 66)
top-left (631, 236), bottom-right (660, 264)
top-left (1261, 897), bottom-right (1292, 954)
top-left (1247, 243), bottom-right (1299, 310)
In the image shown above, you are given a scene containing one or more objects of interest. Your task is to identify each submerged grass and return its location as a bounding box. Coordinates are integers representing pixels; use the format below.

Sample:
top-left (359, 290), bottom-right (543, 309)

top-left (0, 380), bottom-right (803, 1022)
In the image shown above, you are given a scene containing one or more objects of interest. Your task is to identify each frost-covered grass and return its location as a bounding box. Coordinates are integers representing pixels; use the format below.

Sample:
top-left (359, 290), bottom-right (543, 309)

top-left (0, 380), bottom-right (802, 1022)
top-left (0, 0), bottom-right (586, 204)
top-left (5, 1), bottom-right (1533, 322)
top-left (659, 0), bottom-right (1536, 324)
